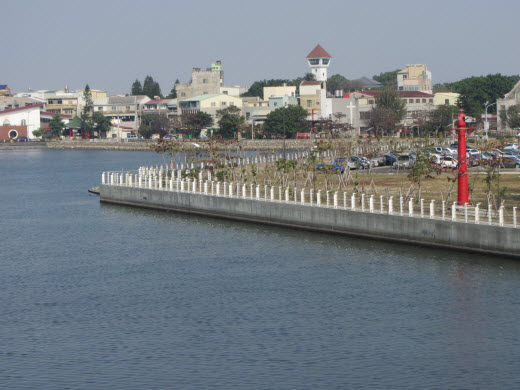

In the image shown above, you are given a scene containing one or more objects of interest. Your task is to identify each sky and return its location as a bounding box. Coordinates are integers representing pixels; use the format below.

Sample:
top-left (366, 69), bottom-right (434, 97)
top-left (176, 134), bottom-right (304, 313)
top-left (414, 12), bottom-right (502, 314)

top-left (4, 0), bottom-right (520, 95)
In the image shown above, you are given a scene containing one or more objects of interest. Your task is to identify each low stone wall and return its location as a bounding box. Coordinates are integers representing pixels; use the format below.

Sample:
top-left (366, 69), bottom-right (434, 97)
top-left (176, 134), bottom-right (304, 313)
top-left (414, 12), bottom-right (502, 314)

top-left (100, 184), bottom-right (520, 259)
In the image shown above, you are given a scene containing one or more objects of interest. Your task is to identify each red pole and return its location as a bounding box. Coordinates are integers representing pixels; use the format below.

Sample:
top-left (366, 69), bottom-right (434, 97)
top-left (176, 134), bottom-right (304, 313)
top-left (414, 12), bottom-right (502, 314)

top-left (457, 109), bottom-right (469, 205)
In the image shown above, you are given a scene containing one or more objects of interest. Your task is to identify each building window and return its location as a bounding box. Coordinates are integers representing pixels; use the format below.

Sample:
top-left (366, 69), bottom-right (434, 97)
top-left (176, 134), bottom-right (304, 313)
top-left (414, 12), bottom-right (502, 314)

top-left (203, 78), bottom-right (208, 84)
top-left (221, 102), bottom-right (226, 106)
top-left (246, 112), bottom-right (250, 120)
top-left (98, 107), bottom-right (103, 111)
top-left (307, 100), bottom-right (312, 107)
top-left (368, 99), bottom-right (374, 105)
top-left (21, 119), bottom-right (26, 125)
top-left (416, 99), bottom-right (420, 103)
top-left (126, 106), bottom-right (130, 110)
top-left (429, 99), bottom-right (433, 103)
top-left (422, 99), bottom-right (426, 103)
top-left (322, 58), bottom-right (330, 65)
top-left (223, 91), bottom-right (228, 95)
top-left (309, 59), bottom-right (319, 65)
top-left (274, 102), bottom-right (278, 107)
top-left (112, 106), bottom-right (117, 110)
top-left (445, 99), bottom-right (450, 105)
top-left (253, 103), bottom-right (257, 107)
top-left (181, 92), bottom-right (186, 97)
top-left (203, 92), bottom-right (208, 95)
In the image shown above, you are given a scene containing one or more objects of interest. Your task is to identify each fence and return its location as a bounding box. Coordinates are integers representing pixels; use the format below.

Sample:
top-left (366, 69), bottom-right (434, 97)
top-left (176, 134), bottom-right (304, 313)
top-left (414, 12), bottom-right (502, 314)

top-left (101, 166), bottom-right (518, 229)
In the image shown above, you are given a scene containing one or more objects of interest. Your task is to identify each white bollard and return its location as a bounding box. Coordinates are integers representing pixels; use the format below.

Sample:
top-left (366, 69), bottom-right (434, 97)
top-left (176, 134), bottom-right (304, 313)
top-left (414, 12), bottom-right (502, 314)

top-left (430, 200), bottom-right (435, 219)
top-left (334, 192), bottom-right (338, 209)
top-left (343, 192), bottom-right (347, 208)
top-left (216, 182), bottom-right (220, 196)
top-left (389, 196), bottom-right (393, 215)
top-left (400, 196), bottom-right (403, 216)
top-left (204, 181), bottom-right (208, 194)
top-left (229, 183), bottom-right (233, 197)
top-left (265, 185), bottom-right (268, 200)
top-left (256, 185), bottom-right (260, 200)
top-left (271, 186), bottom-right (275, 201)
top-left (351, 193), bottom-right (356, 210)
top-left (301, 189), bottom-right (305, 205)
top-left (452, 202), bottom-right (457, 221)
top-left (464, 203), bottom-right (468, 223)
top-left (279, 187), bottom-right (282, 201)
top-left (499, 206), bottom-right (504, 226)
top-left (223, 182), bottom-right (227, 196)
top-left (192, 180), bottom-right (196, 193)
top-left (369, 195), bottom-right (374, 213)
top-left (409, 198), bottom-right (413, 216)
top-left (442, 201), bottom-right (445, 220)
top-left (475, 203), bottom-right (480, 224)
top-left (488, 204), bottom-right (492, 225)
top-left (513, 207), bottom-right (517, 228)
top-left (180, 180), bottom-right (185, 192)
top-left (139, 176), bottom-right (142, 188)
top-left (361, 194), bottom-right (365, 212)
top-left (285, 188), bottom-right (289, 202)
top-left (102, 172), bottom-right (106, 184)
top-left (317, 190), bottom-right (321, 206)
top-left (326, 191), bottom-right (330, 207)
top-left (380, 195), bottom-right (384, 214)
top-left (294, 188), bottom-right (297, 203)
top-left (242, 184), bottom-right (246, 198)
top-left (310, 189), bottom-right (314, 206)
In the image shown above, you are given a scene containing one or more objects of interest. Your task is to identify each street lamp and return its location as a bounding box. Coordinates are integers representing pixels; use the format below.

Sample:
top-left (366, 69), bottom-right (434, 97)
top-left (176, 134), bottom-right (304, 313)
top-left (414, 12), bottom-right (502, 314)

top-left (282, 102), bottom-right (287, 188)
top-left (484, 101), bottom-right (497, 140)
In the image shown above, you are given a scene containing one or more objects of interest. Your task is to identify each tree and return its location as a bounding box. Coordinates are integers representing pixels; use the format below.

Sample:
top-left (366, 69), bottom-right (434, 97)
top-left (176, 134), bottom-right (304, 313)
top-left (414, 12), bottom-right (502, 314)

top-left (263, 105), bottom-right (310, 138)
top-left (93, 112), bottom-right (112, 138)
top-left (131, 79), bottom-right (143, 95)
top-left (434, 74), bottom-right (519, 116)
top-left (499, 106), bottom-right (520, 131)
top-left (81, 84), bottom-right (93, 138)
top-left (329, 112), bottom-right (353, 137)
top-left (375, 88), bottom-right (407, 121)
top-left (372, 69), bottom-right (401, 89)
top-left (216, 106), bottom-right (245, 138)
top-left (166, 79), bottom-right (179, 99)
top-left (139, 123), bottom-right (153, 139)
top-left (327, 74), bottom-right (349, 95)
top-left (49, 114), bottom-right (66, 137)
top-left (180, 112), bottom-right (214, 138)
top-left (142, 75), bottom-right (162, 99)
top-left (422, 105), bottom-right (459, 135)
top-left (150, 114), bottom-right (171, 139)
top-left (367, 107), bottom-right (398, 136)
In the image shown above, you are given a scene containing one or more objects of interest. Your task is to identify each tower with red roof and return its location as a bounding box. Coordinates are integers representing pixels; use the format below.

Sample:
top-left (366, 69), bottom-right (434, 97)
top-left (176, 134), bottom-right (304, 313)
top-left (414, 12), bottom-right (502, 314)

top-left (306, 44), bottom-right (332, 82)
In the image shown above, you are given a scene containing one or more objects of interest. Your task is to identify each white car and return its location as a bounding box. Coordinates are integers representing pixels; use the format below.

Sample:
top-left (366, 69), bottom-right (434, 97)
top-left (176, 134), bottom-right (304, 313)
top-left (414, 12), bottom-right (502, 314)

top-left (443, 147), bottom-right (458, 156)
top-left (440, 156), bottom-right (458, 168)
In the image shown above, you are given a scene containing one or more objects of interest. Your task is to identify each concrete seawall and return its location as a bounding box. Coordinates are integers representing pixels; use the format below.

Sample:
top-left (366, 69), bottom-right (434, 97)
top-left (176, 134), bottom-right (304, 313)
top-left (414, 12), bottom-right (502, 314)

top-left (100, 185), bottom-right (520, 259)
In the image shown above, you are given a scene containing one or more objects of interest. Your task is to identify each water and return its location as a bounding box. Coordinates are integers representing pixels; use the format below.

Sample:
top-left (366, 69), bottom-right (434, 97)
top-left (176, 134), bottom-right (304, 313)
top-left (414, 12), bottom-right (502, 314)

top-left (1, 150), bottom-right (520, 389)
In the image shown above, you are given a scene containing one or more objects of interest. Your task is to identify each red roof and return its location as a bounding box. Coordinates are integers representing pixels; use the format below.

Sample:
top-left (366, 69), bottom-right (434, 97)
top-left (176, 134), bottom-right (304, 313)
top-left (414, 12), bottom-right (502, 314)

top-left (0, 103), bottom-right (44, 114)
top-left (306, 44), bottom-right (332, 59)
top-left (301, 81), bottom-right (322, 86)
top-left (353, 90), bottom-right (434, 98)
top-left (144, 99), bottom-right (171, 105)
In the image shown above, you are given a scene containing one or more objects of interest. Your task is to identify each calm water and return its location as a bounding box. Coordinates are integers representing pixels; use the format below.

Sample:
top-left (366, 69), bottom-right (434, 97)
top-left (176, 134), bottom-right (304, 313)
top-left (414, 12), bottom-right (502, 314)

top-left (1, 150), bottom-right (519, 389)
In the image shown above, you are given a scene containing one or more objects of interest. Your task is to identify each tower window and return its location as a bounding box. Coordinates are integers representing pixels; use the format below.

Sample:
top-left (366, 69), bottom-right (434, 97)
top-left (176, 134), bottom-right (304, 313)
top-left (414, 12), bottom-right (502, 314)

top-left (309, 59), bottom-right (319, 65)
top-left (322, 58), bottom-right (330, 65)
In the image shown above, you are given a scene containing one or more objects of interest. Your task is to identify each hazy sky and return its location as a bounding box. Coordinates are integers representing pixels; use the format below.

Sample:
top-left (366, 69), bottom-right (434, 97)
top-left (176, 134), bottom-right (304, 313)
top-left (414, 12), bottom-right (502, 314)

top-left (5, 0), bottom-right (519, 95)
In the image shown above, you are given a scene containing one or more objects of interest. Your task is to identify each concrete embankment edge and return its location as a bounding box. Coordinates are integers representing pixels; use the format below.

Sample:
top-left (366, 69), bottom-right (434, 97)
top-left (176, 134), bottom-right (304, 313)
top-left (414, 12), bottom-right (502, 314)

top-left (100, 185), bottom-right (520, 259)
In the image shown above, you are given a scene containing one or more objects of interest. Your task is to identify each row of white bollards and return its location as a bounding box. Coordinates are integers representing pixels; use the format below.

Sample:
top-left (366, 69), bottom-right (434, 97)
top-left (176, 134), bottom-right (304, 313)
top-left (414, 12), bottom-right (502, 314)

top-left (103, 170), bottom-right (516, 228)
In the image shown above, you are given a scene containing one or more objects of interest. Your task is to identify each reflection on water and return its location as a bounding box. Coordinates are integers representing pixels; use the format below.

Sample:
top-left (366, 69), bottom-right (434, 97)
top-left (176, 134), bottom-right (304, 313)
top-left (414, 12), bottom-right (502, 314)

top-left (1, 150), bottom-right (520, 389)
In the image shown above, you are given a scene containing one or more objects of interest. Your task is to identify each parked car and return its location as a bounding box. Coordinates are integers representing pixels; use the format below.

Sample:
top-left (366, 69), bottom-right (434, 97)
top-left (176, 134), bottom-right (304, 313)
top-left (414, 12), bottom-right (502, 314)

top-left (351, 155), bottom-right (370, 169)
top-left (382, 153), bottom-right (398, 166)
top-left (393, 154), bottom-right (414, 169)
top-left (163, 134), bottom-right (176, 140)
top-left (500, 155), bottom-right (520, 168)
top-left (443, 147), bottom-right (458, 156)
top-left (316, 157), bottom-right (356, 173)
top-left (440, 156), bottom-right (458, 168)
top-left (17, 136), bottom-right (29, 142)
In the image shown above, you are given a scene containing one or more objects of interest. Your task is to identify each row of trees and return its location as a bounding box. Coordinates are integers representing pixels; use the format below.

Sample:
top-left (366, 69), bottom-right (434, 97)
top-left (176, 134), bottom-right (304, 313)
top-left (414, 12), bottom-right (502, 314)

top-left (434, 74), bottom-right (519, 117)
top-left (130, 76), bottom-right (179, 99)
